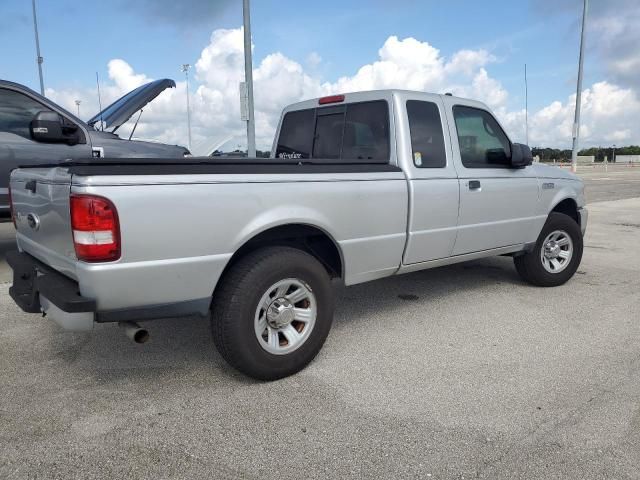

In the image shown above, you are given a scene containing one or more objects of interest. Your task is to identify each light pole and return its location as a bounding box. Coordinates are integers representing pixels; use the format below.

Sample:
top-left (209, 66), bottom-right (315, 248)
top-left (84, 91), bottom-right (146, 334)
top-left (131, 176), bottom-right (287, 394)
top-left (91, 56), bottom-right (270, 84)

top-left (571, 0), bottom-right (588, 174)
top-left (243, 0), bottom-right (256, 157)
top-left (612, 144), bottom-right (616, 164)
top-left (181, 64), bottom-right (192, 151)
top-left (31, 0), bottom-right (45, 95)
top-left (75, 100), bottom-right (81, 117)
top-left (524, 63), bottom-right (529, 146)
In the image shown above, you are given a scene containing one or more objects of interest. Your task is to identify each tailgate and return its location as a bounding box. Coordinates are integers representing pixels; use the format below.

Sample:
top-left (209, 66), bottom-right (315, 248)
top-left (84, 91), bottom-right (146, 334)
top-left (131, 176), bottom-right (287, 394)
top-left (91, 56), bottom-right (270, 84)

top-left (10, 167), bottom-right (77, 279)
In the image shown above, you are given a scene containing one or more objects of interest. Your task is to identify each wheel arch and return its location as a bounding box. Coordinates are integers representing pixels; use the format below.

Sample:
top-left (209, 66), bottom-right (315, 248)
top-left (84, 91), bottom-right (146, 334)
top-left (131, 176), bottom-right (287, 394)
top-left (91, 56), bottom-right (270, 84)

top-left (550, 197), bottom-right (579, 224)
top-left (220, 223), bottom-right (344, 283)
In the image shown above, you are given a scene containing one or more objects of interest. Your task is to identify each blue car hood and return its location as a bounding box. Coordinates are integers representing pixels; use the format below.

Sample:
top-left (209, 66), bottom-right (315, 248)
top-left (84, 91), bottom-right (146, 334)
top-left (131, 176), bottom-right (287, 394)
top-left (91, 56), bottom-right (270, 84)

top-left (87, 78), bottom-right (175, 131)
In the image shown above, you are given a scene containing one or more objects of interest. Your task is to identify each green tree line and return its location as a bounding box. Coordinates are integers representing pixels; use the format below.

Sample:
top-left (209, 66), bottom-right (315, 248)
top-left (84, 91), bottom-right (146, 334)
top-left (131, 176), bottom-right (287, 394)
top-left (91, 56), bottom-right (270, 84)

top-left (532, 146), bottom-right (640, 162)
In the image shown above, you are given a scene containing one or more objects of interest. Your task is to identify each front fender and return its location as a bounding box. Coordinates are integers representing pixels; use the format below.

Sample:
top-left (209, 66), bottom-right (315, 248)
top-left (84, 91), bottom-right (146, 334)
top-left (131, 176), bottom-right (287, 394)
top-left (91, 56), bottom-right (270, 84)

top-left (543, 179), bottom-right (585, 215)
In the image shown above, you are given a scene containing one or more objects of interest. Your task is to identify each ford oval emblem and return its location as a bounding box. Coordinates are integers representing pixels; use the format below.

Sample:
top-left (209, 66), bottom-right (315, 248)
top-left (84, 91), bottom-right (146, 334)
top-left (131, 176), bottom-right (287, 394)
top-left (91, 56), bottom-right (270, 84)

top-left (27, 213), bottom-right (40, 231)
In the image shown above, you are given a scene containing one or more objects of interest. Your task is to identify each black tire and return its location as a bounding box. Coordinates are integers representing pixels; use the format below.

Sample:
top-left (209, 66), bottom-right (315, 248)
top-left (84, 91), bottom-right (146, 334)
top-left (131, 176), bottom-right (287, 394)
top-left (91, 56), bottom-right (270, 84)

top-left (211, 246), bottom-right (334, 380)
top-left (514, 212), bottom-right (583, 287)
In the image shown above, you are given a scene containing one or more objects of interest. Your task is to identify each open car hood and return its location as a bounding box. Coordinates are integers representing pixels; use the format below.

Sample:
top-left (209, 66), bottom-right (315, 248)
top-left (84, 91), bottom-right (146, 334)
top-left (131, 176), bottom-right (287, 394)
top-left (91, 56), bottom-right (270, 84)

top-left (87, 78), bottom-right (175, 131)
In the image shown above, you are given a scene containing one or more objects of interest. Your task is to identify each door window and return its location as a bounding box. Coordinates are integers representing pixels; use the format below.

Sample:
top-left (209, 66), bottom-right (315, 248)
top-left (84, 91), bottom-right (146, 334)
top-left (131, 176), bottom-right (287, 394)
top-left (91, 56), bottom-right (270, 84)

top-left (406, 100), bottom-right (446, 168)
top-left (340, 101), bottom-right (389, 161)
top-left (0, 88), bottom-right (51, 139)
top-left (453, 106), bottom-right (511, 168)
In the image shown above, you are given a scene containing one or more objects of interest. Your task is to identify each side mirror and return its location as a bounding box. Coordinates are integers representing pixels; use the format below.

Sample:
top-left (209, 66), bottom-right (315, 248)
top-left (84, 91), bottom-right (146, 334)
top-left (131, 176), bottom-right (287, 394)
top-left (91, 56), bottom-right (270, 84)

top-left (510, 143), bottom-right (533, 168)
top-left (30, 111), bottom-right (78, 145)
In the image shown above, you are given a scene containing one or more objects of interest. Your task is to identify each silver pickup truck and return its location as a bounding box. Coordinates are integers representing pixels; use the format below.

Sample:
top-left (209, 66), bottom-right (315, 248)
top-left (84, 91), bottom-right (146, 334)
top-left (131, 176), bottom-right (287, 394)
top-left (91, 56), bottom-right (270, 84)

top-left (7, 90), bottom-right (587, 380)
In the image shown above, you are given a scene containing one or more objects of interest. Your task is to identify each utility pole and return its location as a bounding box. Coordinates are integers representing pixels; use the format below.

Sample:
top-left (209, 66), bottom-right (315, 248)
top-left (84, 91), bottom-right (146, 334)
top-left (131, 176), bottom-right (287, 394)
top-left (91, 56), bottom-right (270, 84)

top-left (524, 63), bottom-right (529, 145)
top-left (31, 0), bottom-right (45, 95)
top-left (243, 0), bottom-right (256, 157)
top-left (182, 64), bottom-right (192, 150)
top-left (571, 0), bottom-right (588, 174)
top-left (75, 100), bottom-right (81, 117)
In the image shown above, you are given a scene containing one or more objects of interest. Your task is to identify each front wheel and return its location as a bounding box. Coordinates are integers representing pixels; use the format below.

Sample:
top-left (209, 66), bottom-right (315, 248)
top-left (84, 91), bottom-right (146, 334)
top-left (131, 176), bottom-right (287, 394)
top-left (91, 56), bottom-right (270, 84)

top-left (211, 246), bottom-right (334, 380)
top-left (514, 212), bottom-right (583, 287)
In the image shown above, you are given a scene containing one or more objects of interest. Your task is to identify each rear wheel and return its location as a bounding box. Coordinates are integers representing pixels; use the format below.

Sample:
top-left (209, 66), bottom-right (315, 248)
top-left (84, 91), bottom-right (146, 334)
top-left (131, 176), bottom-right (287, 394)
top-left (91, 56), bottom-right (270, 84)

top-left (211, 246), bottom-right (334, 380)
top-left (514, 212), bottom-right (583, 287)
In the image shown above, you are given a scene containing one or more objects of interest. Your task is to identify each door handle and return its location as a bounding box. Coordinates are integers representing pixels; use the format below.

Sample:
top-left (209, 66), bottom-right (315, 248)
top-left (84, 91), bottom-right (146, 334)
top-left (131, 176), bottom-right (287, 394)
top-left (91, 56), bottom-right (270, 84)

top-left (468, 180), bottom-right (481, 190)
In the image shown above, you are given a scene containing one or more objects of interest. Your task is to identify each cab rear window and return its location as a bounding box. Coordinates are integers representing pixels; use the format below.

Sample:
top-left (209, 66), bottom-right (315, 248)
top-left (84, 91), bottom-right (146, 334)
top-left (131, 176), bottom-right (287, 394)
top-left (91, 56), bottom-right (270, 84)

top-left (274, 109), bottom-right (315, 159)
top-left (275, 100), bottom-right (390, 163)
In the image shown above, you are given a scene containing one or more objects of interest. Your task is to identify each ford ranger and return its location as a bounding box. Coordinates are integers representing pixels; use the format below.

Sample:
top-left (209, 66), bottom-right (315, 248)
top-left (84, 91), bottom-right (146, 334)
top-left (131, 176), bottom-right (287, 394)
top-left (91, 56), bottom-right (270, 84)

top-left (7, 90), bottom-right (587, 380)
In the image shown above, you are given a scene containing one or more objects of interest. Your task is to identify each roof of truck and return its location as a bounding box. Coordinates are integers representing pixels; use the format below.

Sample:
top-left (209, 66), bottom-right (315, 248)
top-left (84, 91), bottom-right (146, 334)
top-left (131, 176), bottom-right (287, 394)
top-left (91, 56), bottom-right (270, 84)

top-left (283, 89), bottom-right (476, 112)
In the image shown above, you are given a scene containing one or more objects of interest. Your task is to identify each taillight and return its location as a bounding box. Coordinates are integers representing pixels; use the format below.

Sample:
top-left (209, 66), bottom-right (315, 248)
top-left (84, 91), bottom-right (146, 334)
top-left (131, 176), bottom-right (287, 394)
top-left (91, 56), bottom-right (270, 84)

top-left (70, 194), bottom-right (120, 262)
top-left (319, 94), bottom-right (345, 105)
top-left (8, 185), bottom-right (16, 228)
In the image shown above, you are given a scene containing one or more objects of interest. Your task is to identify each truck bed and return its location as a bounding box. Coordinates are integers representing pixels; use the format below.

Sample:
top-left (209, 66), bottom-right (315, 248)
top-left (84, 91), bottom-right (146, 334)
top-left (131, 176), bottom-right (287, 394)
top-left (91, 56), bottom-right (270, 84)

top-left (10, 159), bottom-right (409, 316)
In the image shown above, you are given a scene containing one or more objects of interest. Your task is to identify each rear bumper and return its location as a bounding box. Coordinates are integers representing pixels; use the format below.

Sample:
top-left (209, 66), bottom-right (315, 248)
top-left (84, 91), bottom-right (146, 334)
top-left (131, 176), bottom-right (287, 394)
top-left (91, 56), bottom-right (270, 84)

top-left (6, 250), bottom-right (211, 330)
top-left (7, 251), bottom-right (96, 331)
top-left (578, 207), bottom-right (588, 236)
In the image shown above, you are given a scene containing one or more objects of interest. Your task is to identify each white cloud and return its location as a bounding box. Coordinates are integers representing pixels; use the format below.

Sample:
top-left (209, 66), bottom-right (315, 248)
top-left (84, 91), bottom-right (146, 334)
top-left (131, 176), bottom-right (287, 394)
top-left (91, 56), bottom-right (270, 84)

top-left (579, 0), bottom-right (640, 91)
top-left (46, 27), bottom-right (640, 152)
top-left (495, 81), bottom-right (640, 147)
top-left (331, 36), bottom-right (446, 93)
top-left (534, 82), bottom-right (639, 146)
top-left (446, 68), bottom-right (509, 110)
top-left (445, 49), bottom-right (496, 77)
top-left (306, 52), bottom-right (322, 69)
top-left (108, 59), bottom-right (151, 92)
top-left (533, 0), bottom-right (640, 92)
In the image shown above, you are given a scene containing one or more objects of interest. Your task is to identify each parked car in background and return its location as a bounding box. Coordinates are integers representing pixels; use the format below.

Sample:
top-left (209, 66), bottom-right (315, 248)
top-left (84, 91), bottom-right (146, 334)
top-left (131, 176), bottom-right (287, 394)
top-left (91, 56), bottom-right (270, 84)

top-left (0, 79), bottom-right (189, 217)
top-left (7, 90), bottom-right (587, 380)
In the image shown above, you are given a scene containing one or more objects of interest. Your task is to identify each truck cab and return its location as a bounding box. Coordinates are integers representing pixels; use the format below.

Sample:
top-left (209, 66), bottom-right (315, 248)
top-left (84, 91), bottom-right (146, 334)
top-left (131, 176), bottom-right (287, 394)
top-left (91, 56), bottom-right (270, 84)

top-left (272, 90), bottom-right (585, 267)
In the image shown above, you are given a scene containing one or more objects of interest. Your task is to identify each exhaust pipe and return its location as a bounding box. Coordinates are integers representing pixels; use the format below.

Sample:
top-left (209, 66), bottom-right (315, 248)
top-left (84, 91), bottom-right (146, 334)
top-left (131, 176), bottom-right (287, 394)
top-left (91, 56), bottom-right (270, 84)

top-left (118, 321), bottom-right (149, 344)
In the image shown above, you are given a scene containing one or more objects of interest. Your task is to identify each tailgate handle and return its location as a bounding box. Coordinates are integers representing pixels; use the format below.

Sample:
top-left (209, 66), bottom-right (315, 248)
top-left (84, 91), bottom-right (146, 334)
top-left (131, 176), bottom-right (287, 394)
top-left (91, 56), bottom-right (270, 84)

top-left (25, 180), bottom-right (37, 193)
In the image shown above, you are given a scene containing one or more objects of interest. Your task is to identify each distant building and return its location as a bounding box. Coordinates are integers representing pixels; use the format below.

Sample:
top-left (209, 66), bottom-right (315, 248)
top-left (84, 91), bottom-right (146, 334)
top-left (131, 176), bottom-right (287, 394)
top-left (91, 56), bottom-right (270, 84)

top-left (615, 155), bottom-right (640, 164)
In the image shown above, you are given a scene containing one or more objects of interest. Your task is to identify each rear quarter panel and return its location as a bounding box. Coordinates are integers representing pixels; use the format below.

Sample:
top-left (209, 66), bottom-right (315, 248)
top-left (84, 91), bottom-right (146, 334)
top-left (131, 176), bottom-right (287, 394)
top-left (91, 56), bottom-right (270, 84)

top-left (72, 171), bottom-right (408, 310)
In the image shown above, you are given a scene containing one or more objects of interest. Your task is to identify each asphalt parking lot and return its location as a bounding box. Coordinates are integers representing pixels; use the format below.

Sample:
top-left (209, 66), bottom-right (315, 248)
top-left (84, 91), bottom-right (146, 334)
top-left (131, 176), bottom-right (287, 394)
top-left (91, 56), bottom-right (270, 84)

top-left (576, 165), bottom-right (640, 203)
top-left (1, 169), bottom-right (639, 479)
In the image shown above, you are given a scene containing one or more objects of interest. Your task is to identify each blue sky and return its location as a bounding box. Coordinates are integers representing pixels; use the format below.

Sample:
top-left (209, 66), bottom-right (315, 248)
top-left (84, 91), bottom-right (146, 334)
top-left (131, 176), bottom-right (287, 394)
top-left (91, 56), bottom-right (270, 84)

top-left (1, 0), bottom-right (590, 112)
top-left (1, 0), bottom-right (638, 149)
